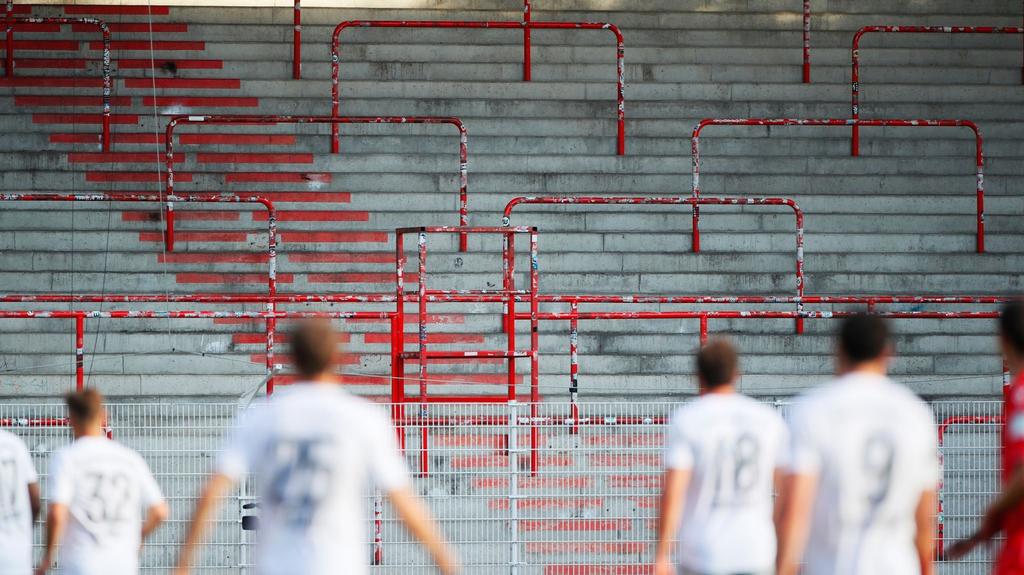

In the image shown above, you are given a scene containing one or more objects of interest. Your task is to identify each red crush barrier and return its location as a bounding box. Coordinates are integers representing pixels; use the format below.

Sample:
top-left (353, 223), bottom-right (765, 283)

top-left (4, 16), bottom-right (112, 151)
top-left (691, 118), bottom-right (986, 253)
top-left (331, 19), bottom-right (626, 155)
top-left (851, 25), bottom-right (1024, 157)
top-left (164, 114), bottom-right (471, 252)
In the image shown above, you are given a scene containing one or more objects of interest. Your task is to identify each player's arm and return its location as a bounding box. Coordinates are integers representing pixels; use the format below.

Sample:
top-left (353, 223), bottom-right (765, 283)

top-left (142, 500), bottom-right (169, 541)
top-left (174, 473), bottom-right (235, 575)
top-left (948, 463), bottom-right (1024, 559)
top-left (914, 488), bottom-right (937, 575)
top-left (654, 467), bottom-right (691, 575)
top-left (34, 503), bottom-right (68, 575)
top-left (27, 482), bottom-right (40, 522)
top-left (387, 486), bottom-right (459, 575)
top-left (776, 471), bottom-right (818, 575)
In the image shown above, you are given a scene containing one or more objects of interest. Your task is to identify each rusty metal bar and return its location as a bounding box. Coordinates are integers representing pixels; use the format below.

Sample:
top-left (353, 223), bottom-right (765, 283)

top-left (691, 117), bottom-right (986, 253)
top-left (6, 17), bottom-right (112, 151)
top-left (332, 19), bottom-right (626, 155)
top-left (165, 114), bottom-right (470, 252)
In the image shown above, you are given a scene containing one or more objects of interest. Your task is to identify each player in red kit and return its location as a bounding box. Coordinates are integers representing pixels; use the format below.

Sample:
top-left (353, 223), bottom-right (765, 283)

top-left (948, 301), bottom-right (1024, 572)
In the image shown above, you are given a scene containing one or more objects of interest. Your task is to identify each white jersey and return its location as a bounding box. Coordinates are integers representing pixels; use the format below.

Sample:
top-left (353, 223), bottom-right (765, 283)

top-left (48, 436), bottom-right (164, 575)
top-left (0, 430), bottom-right (38, 575)
top-left (218, 384), bottom-right (410, 575)
top-left (664, 393), bottom-right (788, 573)
top-left (787, 373), bottom-right (940, 575)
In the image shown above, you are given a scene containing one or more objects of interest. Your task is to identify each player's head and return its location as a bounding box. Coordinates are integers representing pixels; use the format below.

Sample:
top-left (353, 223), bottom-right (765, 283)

top-left (695, 337), bottom-right (740, 393)
top-left (999, 301), bottom-right (1024, 366)
top-left (290, 319), bottom-right (340, 381)
top-left (836, 313), bottom-right (891, 374)
top-left (65, 388), bottom-right (105, 438)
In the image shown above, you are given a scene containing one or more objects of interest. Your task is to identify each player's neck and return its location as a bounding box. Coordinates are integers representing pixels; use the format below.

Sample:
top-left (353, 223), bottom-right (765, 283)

top-left (306, 372), bottom-right (339, 385)
top-left (700, 384), bottom-right (736, 396)
top-left (72, 424), bottom-right (105, 439)
top-left (840, 361), bottom-right (887, 378)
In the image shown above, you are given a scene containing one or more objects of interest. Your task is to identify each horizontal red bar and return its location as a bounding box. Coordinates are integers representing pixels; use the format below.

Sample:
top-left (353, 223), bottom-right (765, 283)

top-left (472, 476), bottom-right (591, 490)
top-left (51, 133), bottom-right (157, 144)
top-left (252, 210), bottom-right (368, 222)
top-left (159, 252), bottom-right (267, 264)
top-left (608, 475), bottom-right (661, 489)
top-left (280, 231), bottom-right (387, 244)
top-left (144, 96), bottom-right (258, 108)
top-left (13, 58), bottom-right (87, 69)
top-left (348, 313), bottom-right (464, 325)
top-left (140, 231), bottom-right (246, 243)
top-left (181, 133), bottom-right (294, 146)
top-left (545, 566), bottom-right (652, 575)
top-left (68, 152), bottom-right (181, 164)
top-left (65, 5), bottom-right (170, 15)
top-left (450, 454), bottom-right (573, 470)
top-left (527, 542), bottom-right (648, 555)
top-left (0, 76), bottom-right (100, 87)
top-left (124, 211), bottom-right (238, 222)
top-left (286, 251), bottom-right (389, 263)
top-left (11, 23), bottom-right (62, 32)
top-left (233, 332), bottom-right (350, 344)
top-left (198, 153), bottom-right (312, 164)
top-left (0, 40), bottom-right (79, 51)
top-left (72, 22), bottom-right (187, 33)
top-left (93, 40), bottom-right (205, 51)
top-left (249, 353), bottom-right (360, 366)
top-left (87, 172), bottom-right (190, 183)
top-left (124, 77), bottom-right (237, 89)
top-left (176, 273), bottom-right (291, 285)
top-left (364, 333), bottom-right (483, 345)
top-left (226, 172), bottom-right (329, 183)
top-left (490, 497), bottom-right (604, 510)
top-left (589, 454), bottom-right (661, 467)
top-left (119, 59), bottom-right (222, 70)
top-left (308, 273), bottom-right (414, 284)
top-left (16, 95), bottom-right (131, 106)
top-left (34, 114), bottom-right (138, 125)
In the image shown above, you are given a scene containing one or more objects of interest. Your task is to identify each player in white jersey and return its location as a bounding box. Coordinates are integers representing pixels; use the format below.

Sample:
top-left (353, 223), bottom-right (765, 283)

top-left (35, 389), bottom-right (168, 575)
top-left (776, 314), bottom-right (939, 575)
top-left (0, 428), bottom-right (40, 575)
top-left (655, 338), bottom-right (788, 575)
top-left (174, 319), bottom-right (458, 575)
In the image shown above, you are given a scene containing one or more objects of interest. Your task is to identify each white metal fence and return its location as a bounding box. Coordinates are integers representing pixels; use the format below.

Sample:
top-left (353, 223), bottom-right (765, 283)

top-left (0, 399), bottom-right (1003, 574)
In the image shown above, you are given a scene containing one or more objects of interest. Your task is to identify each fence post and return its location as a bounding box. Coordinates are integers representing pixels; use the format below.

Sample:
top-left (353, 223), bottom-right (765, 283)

top-left (803, 0), bottom-right (811, 83)
top-left (75, 313), bottom-right (85, 391)
top-left (4, 0), bottom-right (12, 78)
top-left (522, 0), bottom-right (531, 81)
top-left (508, 400), bottom-right (520, 575)
top-left (292, 0), bottom-right (301, 79)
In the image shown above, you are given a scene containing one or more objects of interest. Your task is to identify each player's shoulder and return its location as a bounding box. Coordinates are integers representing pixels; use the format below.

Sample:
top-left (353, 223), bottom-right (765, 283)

top-left (0, 427), bottom-right (26, 448)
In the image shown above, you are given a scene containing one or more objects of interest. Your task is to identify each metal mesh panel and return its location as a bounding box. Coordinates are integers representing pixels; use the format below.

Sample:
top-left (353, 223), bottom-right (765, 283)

top-left (0, 399), bottom-right (1003, 574)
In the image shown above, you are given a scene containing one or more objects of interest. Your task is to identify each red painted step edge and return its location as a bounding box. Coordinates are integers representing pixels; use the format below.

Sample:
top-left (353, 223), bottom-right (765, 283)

top-left (65, 5), bottom-right (170, 15)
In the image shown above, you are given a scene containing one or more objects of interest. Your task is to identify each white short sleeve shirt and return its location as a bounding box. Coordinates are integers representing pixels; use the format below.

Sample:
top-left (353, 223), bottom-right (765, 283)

top-left (0, 429), bottom-right (39, 575)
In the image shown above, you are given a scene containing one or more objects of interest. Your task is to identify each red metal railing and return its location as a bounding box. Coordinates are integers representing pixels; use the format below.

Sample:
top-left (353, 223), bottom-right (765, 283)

top-left (394, 226), bottom-right (540, 475)
top-left (292, 0), bottom-right (301, 79)
top-left (691, 117), bottom-right (987, 253)
top-left (332, 19), bottom-right (626, 155)
top-left (5, 16), bottom-right (112, 152)
top-left (0, 192), bottom-right (280, 392)
top-left (501, 195), bottom-right (807, 333)
top-left (851, 25), bottom-right (1024, 157)
top-left (523, 0), bottom-right (531, 81)
top-left (803, 0), bottom-right (811, 83)
top-left (164, 114), bottom-right (470, 252)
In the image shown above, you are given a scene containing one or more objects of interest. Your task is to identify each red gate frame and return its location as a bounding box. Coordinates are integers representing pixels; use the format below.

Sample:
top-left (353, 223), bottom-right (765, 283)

top-left (331, 19), bottom-right (625, 156)
top-left (851, 26), bottom-right (1024, 157)
top-left (164, 114), bottom-right (470, 252)
top-left (501, 195), bottom-right (807, 333)
top-left (4, 16), bottom-right (112, 152)
top-left (691, 118), bottom-right (986, 253)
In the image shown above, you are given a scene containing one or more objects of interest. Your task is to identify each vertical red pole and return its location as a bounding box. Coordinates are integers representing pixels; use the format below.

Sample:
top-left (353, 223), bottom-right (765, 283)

top-left (699, 314), bottom-right (708, 346)
top-left (690, 134), bottom-right (701, 253)
top-left (265, 202), bottom-right (277, 395)
top-left (975, 127), bottom-right (985, 253)
top-left (529, 228), bottom-right (540, 477)
top-left (164, 201), bottom-right (175, 252)
top-left (99, 24), bottom-right (111, 152)
top-left (614, 28), bottom-right (625, 156)
top-left (75, 313), bottom-right (85, 391)
top-left (417, 230), bottom-right (428, 477)
top-left (292, 0), bottom-right (301, 79)
top-left (5, 0), bottom-right (13, 78)
top-left (851, 32), bottom-right (862, 156)
top-left (794, 202), bottom-right (805, 334)
top-left (457, 122), bottom-right (469, 252)
top-left (331, 27), bottom-right (341, 154)
top-left (506, 233), bottom-right (517, 402)
top-left (372, 493), bottom-right (383, 565)
top-left (394, 234), bottom-right (407, 452)
top-left (522, 0), bottom-right (531, 81)
top-left (802, 0), bottom-right (811, 83)
top-left (569, 300), bottom-right (579, 436)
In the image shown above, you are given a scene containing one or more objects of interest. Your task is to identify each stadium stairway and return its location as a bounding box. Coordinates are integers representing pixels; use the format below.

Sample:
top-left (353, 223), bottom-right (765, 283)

top-left (0, 0), bottom-right (1021, 402)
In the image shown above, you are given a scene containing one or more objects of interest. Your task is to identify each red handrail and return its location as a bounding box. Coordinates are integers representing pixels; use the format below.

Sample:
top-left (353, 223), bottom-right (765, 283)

top-left (4, 16), bottom-right (112, 152)
top-left (851, 26), bottom-right (1024, 156)
top-left (332, 20), bottom-right (626, 155)
top-left (164, 114), bottom-right (470, 252)
top-left (501, 195), bottom-right (806, 333)
top-left (691, 117), bottom-right (987, 253)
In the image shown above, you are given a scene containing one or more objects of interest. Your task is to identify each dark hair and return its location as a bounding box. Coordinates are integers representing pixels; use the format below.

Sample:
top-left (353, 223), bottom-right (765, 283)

top-left (838, 314), bottom-right (890, 363)
top-left (65, 388), bottom-right (103, 423)
top-left (696, 338), bottom-right (740, 389)
top-left (290, 319), bottom-right (338, 378)
top-left (1000, 301), bottom-right (1024, 354)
